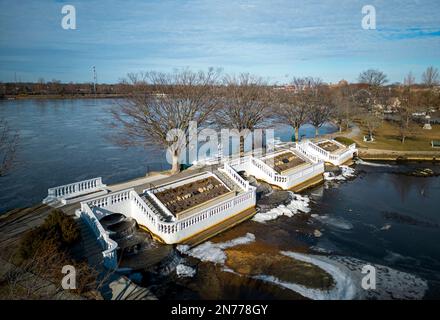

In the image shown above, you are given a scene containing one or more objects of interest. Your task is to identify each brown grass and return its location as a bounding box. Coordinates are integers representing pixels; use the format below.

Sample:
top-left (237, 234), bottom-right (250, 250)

top-left (352, 120), bottom-right (440, 151)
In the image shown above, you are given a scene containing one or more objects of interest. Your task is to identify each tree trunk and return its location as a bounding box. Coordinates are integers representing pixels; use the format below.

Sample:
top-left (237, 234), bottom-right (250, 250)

top-left (315, 127), bottom-right (319, 138)
top-left (294, 127), bottom-right (299, 142)
top-left (171, 150), bottom-right (180, 174)
top-left (239, 136), bottom-right (245, 157)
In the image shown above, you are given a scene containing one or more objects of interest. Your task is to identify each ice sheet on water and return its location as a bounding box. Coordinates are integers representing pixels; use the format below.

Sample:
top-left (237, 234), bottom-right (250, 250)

top-left (257, 251), bottom-right (427, 300)
top-left (253, 192), bottom-right (310, 223)
top-left (176, 233), bottom-right (256, 265)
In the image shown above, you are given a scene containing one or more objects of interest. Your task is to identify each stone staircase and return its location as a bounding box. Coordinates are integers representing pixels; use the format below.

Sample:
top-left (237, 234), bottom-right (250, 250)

top-left (214, 169), bottom-right (241, 192)
top-left (71, 216), bottom-right (105, 269)
top-left (142, 193), bottom-right (172, 222)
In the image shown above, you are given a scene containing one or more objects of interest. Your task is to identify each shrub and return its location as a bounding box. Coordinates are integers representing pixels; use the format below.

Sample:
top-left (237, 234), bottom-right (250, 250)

top-left (17, 209), bottom-right (79, 261)
top-left (42, 209), bottom-right (80, 245)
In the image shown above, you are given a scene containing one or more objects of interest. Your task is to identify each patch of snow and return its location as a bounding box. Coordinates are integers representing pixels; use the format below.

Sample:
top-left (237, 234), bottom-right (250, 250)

top-left (253, 192), bottom-right (310, 223)
top-left (176, 233), bottom-right (256, 265)
top-left (176, 264), bottom-right (196, 278)
top-left (324, 166), bottom-right (355, 181)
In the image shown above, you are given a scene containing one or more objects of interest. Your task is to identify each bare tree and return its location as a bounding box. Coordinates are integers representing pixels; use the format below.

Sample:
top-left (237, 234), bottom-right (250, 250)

top-left (396, 72), bottom-right (416, 143)
top-left (332, 83), bottom-right (357, 132)
top-left (352, 88), bottom-right (382, 140)
top-left (274, 77), bottom-right (321, 141)
top-left (274, 91), bottom-right (308, 141)
top-left (215, 73), bottom-right (272, 155)
top-left (358, 69), bottom-right (388, 87)
top-left (109, 68), bottom-right (221, 174)
top-left (361, 112), bottom-right (382, 141)
top-left (0, 119), bottom-right (19, 177)
top-left (358, 69), bottom-right (389, 108)
top-left (404, 71), bottom-right (416, 86)
top-left (307, 86), bottom-right (334, 137)
top-left (422, 66), bottom-right (439, 87)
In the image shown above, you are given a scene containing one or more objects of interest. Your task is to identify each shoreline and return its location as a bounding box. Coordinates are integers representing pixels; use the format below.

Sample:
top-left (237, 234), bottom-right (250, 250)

top-left (358, 148), bottom-right (440, 162)
top-left (1, 94), bottom-right (127, 100)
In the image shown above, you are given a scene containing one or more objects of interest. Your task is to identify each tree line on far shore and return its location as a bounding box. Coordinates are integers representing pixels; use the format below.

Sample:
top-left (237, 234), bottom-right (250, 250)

top-left (106, 67), bottom-right (440, 174)
top-left (1, 67), bottom-right (439, 176)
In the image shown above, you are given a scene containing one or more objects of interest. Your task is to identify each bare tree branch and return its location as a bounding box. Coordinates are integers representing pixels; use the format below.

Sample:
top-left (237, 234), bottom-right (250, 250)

top-left (422, 66), bottom-right (439, 87)
top-left (108, 68), bottom-right (222, 173)
top-left (215, 73), bottom-right (272, 155)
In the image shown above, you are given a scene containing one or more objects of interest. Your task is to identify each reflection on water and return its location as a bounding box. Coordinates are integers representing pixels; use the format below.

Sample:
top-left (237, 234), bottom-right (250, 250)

top-left (0, 98), bottom-right (336, 213)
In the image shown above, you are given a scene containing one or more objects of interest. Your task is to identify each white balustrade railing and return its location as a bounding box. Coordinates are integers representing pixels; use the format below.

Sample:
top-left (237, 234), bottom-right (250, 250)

top-left (295, 142), bottom-right (319, 163)
top-left (250, 157), bottom-right (275, 180)
top-left (81, 181), bottom-right (256, 245)
top-left (307, 141), bottom-right (331, 158)
top-left (44, 177), bottom-right (106, 205)
top-left (80, 203), bottom-right (118, 269)
top-left (83, 188), bottom-right (131, 210)
top-left (174, 188), bottom-right (255, 233)
top-left (300, 140), bottom-right (357, 165)
top-left (132, 187), bottom-right (255, 240)
top-left (223, 163), bottom-right (249, 191)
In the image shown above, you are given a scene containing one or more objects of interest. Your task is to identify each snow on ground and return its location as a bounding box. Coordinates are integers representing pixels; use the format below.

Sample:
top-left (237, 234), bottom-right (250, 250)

top-left (176, 264), bottom-right (196, 278)
top-left (324, 165), bottom-right (355, 181)
top-left (253, 192), bottom-right (310, 223)
top-left (255, 251), bottom-right (427, 300)
top-left (177, 233), bottom-right (255, 265)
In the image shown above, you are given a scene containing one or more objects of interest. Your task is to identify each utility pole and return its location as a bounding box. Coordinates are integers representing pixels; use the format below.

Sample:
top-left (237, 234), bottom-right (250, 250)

top-left (92, 66), bottom-right (97, 95)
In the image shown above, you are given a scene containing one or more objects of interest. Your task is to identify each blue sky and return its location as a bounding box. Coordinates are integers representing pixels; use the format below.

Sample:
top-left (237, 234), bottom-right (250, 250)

top-left (0, 0), bottom-right (439, 84)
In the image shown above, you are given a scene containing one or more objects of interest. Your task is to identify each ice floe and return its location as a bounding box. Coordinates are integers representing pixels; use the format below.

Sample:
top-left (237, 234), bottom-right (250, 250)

top-left (324, 166), bottom-right (355, 181)
top-left (256, 251), bottom-right (427, 300)
top-left (253, 192), bottom-right (310, 223)
top-left (355, 159), bottom-right (395, 167)
top-left (311, 214), bottom-right (354, 230)
top-left (177, 233), bottom-right (256, 265)
top-left (176, 264), bottom-right (196, 278)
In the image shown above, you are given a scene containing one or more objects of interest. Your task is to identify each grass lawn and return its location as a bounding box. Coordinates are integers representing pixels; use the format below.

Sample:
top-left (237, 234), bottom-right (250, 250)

top-left (352, 120), bottom-right (440, 151)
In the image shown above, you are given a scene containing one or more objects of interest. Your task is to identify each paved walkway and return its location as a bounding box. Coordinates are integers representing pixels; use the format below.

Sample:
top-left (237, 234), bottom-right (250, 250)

top-left (106, 173), bottom-right (170, 193)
